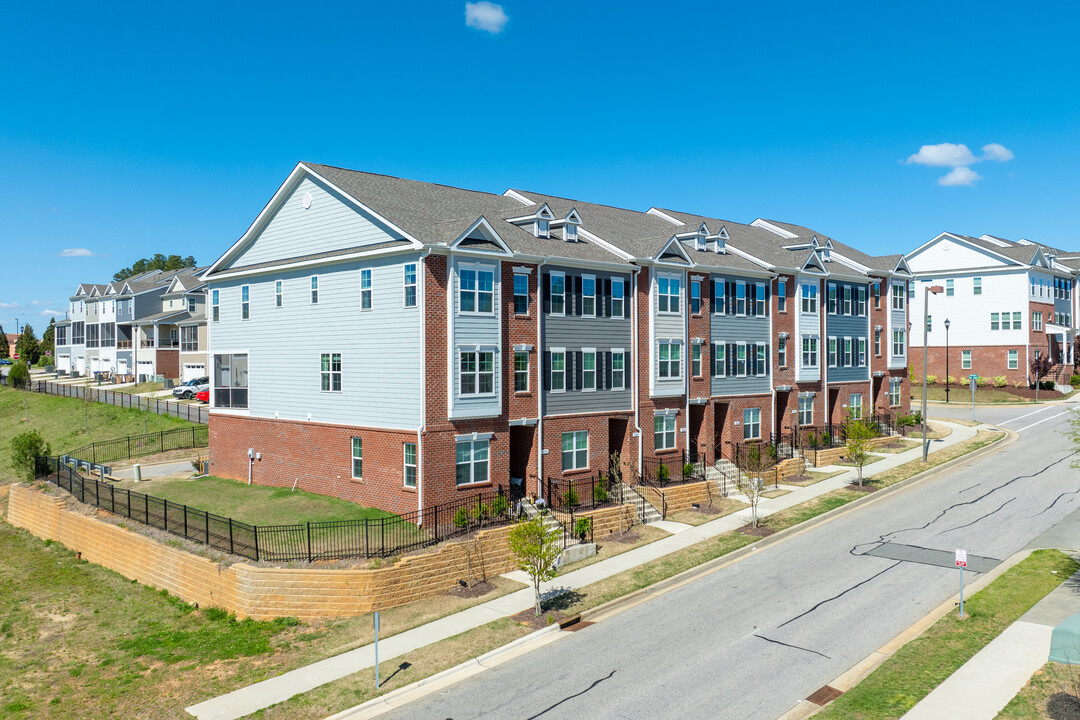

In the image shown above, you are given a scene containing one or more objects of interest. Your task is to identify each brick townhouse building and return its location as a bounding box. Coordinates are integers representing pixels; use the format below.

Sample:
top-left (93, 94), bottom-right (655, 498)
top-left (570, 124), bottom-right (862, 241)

top-left (906, 231), bottom-right (1078, 386)
top-left (201, 162), bottom-right (911, 516)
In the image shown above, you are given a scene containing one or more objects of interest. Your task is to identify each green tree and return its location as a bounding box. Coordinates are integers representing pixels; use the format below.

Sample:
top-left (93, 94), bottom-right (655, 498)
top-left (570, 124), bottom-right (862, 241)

top-left (7, 360), bottom-right (29, 389)
top-left (113, 254), bottom-right (197, 282)
top-left (40, 318), bottom-right (55, 362)
top-left (15, 325), bottom-right (40, 365)
top-left (10, 430), bottom-right (51, 481)
top-left (1031, 354), bottom-right (1055, 403)
top-left (0, 323), bottom-right (8, 358)
top-left (508, 513), bottom-right (561, 616)
top-left (844, 414), bottom-right (879, 486)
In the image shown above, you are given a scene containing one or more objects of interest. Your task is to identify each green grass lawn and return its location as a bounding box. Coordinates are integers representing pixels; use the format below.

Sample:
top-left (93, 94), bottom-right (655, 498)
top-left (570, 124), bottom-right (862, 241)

top-left (815, 550), bottom-right (1079, 720)
top-left (113, 381), bottom-right (165, 395)
top-left (112, 475), bottom-right (395, 526)
top-left (916, 386), bottom-right (1042, 403)
top-left (0, 386), bottom-right (196, 484)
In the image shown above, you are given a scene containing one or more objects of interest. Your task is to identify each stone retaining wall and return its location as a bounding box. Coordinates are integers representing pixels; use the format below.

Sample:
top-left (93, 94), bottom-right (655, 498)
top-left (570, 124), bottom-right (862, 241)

top-left (5, 485), bottom-right (519, 620)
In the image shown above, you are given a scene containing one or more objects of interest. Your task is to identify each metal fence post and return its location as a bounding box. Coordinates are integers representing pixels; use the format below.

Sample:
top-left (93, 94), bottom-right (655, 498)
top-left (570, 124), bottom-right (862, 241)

top-left (433, 505), bottom-right (438, 543)
top-left (306, 521), bottom-right (312, 562)
top-left (253, 527), bottom-right (259, 561)
top-left (144, 494), bottom-right (149, 524)
top-left (160, 431), bottom-right (164, 454)
top-left (183, 505), bottom-right (188, 538)
top-left (229, 517), bottom-right (235, 555)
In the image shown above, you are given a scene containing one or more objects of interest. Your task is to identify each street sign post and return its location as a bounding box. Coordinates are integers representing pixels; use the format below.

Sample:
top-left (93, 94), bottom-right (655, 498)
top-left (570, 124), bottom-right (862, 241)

top-left (969, 375), bottom-right (978, 422)
top-left (12, 353), bottom-right (18, 360)
top-left (955, 549), bottom-right (968, 617)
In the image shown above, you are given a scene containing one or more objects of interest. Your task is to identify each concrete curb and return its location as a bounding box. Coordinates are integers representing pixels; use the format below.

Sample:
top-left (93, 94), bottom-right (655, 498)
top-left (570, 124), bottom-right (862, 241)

top-left (776, 547), bottom-right (1037, 720)
top-left (322, 624), bottom-right (564, 720)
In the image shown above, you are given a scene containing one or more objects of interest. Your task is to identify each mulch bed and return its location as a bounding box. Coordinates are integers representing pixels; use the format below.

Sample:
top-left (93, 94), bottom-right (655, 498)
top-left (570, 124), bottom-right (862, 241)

top-left (604, 530), bottom-right (641, 544)
top-left (847, 483), bottom-right (878, 493)
top-left (1048, 692), bottom-right (1080, 720)
top-left (738, 524), bottom-right (775, 537)
top-left (782, 474), bottom-right (815, 485)
top-left (445, 580), bottom-right (497, 599)
top-left (689, 503), bottom-right (724, 516)
top-left (1001, 385), bottom-right (1066, 400)
top-left (875, 440), bottom-right (908, 450)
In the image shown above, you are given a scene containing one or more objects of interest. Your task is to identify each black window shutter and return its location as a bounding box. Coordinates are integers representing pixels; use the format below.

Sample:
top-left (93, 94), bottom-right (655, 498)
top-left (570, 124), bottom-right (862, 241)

top-left (749, 343), bottom-right (757, 375)
top-left (602, 278), bottom-right (611, 317)
top-left (623, 280), bottom-right (631, 318)
top-left (574, 276), bottom-right (583, 316)
top-left (764, 345), bottom-right (770, 376)
top-left (596, 352), bottom-right (605, 390)
top-left (543, 274), bottom-right (551, 314)
top-left (709, 345), bottom-right (716, 377)
top-left (543, 351), bottom-right (551, 391)
top-left (624, 351), bottom-right (632, 386)
top-left (726, 343), bottom-right (733, 377)
top-left (575, 351), bottom-right (584, 390)
top-left (748, 289), bottom-right (756, 317)
top-left (727, 282), bottom-right (735, 316)
top-left (764, 284), bottom-right (770, 316)
top-left (605, 351), bottom-right (613, 389)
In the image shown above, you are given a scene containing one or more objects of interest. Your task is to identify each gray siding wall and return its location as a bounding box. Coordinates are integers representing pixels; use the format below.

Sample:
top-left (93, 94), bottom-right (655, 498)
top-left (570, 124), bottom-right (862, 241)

top-left (827, 312), bottom-right (870, 382)
top-left (710, 310), bottom-right (771, 397)
top-left (653, 269), bottom-right (685, 396)
top-left (116, 298), bottom-right (133, 323)
top-left (209, 253), bottom-right (422, 429)
top-left (134, 289), bottom-right (166, 321)
top-left (889, 280), bottom-right (907, 368)
top-left (229, 175), bottom-right (404, 269)
top-left (796, 276), bottom-right (822, 382)
top-left (450, 256), bottom-right (502, 419)
top-left (542, 266), bottom-right (632, 416)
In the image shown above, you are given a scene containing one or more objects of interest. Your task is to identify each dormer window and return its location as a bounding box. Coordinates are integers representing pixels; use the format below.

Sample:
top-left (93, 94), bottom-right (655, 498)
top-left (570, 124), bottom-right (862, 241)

top-left (537, 219), bottom-right (550, 238)
top-left (695, 234), bottom-right (705, 251)
top-left (565, 222), bottom-right (578, 242)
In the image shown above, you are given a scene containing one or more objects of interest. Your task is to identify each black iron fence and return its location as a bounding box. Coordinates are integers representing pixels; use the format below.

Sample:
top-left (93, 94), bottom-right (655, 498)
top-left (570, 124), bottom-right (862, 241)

top-left (64, 425), bottom-right (209, 466)
top-left (5, 378), bottom-right (208, 424)
top-left (639, 451), bottom-right (705, 487)
top-left (34, 456), bottom-right (519, 562)
top-left (545, 475), bottom-right (615, 514)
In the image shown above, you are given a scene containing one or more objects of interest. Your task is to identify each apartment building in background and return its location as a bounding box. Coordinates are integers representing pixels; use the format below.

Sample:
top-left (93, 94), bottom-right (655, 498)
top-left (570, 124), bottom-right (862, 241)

top-left (199, 162), bottom-right (912, 516)
top-left (906, 232), bottom-right (1077, 385)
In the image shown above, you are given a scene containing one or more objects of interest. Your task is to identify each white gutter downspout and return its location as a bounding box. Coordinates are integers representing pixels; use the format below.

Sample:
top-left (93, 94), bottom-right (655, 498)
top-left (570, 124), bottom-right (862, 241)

top-left (536, 258), bottom-right (547, 501)
top-left (684, 266), bottom-right (691, 463)
top-left (417, 247), bottom-right (432, 516)
top-left (632, 265), bottom-right (644, 475)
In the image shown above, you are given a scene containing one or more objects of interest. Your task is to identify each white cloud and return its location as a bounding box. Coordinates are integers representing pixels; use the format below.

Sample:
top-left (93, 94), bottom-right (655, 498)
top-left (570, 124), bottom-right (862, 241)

top-left (981, 143), bottom-right (1014, 162)
top-left (905, 143), bottom-right (977, 167)
top-left (465, 1), bottom-right (508, 33)
top-left (39, 309), bottom-right (65, 317)
top-left (56, 248), bottom-right (99, 257)
top-left (938, 167), bottom-right (982, 186)
top-left (0, 302), bottom-right (19, 309)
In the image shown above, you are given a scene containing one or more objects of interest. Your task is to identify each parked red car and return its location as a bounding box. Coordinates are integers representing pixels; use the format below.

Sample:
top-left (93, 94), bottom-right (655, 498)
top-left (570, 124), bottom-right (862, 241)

top-left (195, 389), bottom-right (209, 403)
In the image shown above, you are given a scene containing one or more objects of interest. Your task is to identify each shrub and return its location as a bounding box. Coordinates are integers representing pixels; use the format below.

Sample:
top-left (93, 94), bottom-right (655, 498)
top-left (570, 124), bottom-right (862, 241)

top-left (1071, 374), bottom-right (1080, 387)
top-left (592, 483), bottom-right (608, 505)
top-left (491, 494), bottom-right (509, 516)
top-left (910, 410), bottom-right (923, 424)
top-left (1015, 380), bottom-right (1026, 389)
top-left (454, 507), bottom-right (469, 529)
top-left (1040, 380), bottom-right (1055, 391)
top-left (10, 430), bottom-right (50, 481)
top-left (573, 516), bottom-right (593, 541)
top-left (909, 365), bottom-right (916, 383)
top-left (994, 376), bottom-right (1008, 388)
top-left (682, 462), bottom-right (695, 479)
top-left (7, 360), bottom-right (29, 389)
top-left (975, 376), bottom-right (989, 387)
top-left (946, 375), bottom-right (957, 386)
top-left (564, 486), bottom-right (580, 508)
top-left (926, 375), bottom-right (937, 386)
top-left (655, 463), bottom-right (670, 486)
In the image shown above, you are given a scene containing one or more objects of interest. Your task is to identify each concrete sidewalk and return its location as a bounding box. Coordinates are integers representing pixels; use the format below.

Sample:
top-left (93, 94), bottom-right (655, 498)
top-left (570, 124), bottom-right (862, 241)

top-left (186, 420), bottom-right (983, 720)
top-left (900, 506), bottom-right (1080, 720)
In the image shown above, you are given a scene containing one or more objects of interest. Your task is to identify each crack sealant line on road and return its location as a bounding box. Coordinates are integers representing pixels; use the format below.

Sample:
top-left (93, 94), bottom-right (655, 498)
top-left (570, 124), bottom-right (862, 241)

top-left (775, 546), bottom-right (1039, 720)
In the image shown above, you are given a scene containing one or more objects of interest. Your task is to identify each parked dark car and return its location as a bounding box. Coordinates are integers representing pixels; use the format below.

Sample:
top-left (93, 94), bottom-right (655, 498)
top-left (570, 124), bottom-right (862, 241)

top-left (173, 377), bottom-right (209, 400)
top-left (195, 388), bottom-right (209, 403)
top-left (0, 359), bottom-right (12, 366)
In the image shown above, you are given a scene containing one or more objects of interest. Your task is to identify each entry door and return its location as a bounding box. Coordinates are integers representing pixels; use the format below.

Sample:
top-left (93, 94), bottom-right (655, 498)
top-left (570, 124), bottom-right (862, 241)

top-left (117, 359), bottom-right (129, 374)
top-left (713, 403), bottom-right (728, 461)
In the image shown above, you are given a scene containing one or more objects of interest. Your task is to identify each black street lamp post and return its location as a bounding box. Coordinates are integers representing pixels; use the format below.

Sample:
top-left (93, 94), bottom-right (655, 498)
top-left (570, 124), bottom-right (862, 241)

top-left (945, 319), bottom-right (951, 403)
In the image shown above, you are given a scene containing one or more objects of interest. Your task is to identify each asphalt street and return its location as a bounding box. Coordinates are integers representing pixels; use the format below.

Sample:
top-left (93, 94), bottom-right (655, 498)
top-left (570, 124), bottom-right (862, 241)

top-left (382, 401), bottom-right (1080, 720)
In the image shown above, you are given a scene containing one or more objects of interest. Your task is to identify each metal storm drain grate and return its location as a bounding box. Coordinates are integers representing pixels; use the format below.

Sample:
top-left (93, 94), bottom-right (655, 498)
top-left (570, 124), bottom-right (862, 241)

top-left (806, 685), bottom-right (844, 706)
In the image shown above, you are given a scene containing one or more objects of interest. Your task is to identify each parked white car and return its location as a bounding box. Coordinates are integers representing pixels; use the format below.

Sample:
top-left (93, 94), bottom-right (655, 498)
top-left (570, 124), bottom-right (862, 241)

top-left (172, 377), bottom-right (209, 400)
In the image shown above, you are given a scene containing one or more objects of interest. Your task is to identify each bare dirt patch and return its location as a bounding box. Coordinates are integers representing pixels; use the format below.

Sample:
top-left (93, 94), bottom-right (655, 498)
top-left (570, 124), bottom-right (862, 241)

top-left (738, 524), bottom-right (775, 537)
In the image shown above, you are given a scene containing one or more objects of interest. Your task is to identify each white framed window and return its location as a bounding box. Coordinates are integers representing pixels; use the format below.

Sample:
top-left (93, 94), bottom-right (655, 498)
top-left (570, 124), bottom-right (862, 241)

top-left (403, 442), bottom-right (417, 488)
top-left (275, 280), bottom-right (283, 308)
top-left (736, 344), bottom-right (747, 376)
top-left (946, 279), bottom-right (954, 296)
top-left (658, 341), bottom-right (681, 379)
top-left (743, 408), bottom-right (761, 440)
top-left (801, 283), bottom-right (818, 313)
top-left (1007, 350), bottom-right (1018, 370)
top-left (514, 351), bottom-right (529, 392)
top-left (460, 350), bottom-right (495, 395)
top-left (827, 283), bottom-right (838, 314)
top-left (582, 275), bottom-right (597, 317)
top-left (692, 343), bottom-right (702, 378)
top-left (187, 298), bottom-right (196, 313)
top-left (654, 413), bottom-right (677, 450)
top-left (755, 283), bottom-right (767, 316)
top-left (889, 378), bottom-right (902, 407)
top-left (513, 273), bottom-right (529, 315)
top-left (991, 312), bottom-right (1000, 331)
top-left (735, 281), bottom-right (747, 315)
top-left (778, 279), bottom-right (787, 312)
top-left (611, 351), bottom-right (625, 390)
top-left (550, 272), bottom-right (566, 316)
top-left (843, 337), bottom-right (853, 367)
top-left (310, 276), bottom-right (319, 304)
top-left (798, 395), bottom-right (814, 426)
top-left (611, 279), bottom-right (625, 318)
top-left (828, 337), bottom-right (837, 368)
top-left (690, 280), bottom-right (701, 314)
top-left (582, 350), bottom-right (597, 391)
top-left (873, 281), bottom-right (881, 309)
top-left (1033, 312), bottom-right (1043, 331)
top-left (778, 336), bottom-right (787, 367)
top-left (212, 289), bottom-right (219, 321)
top-left (962, 350), bottom-right (971, 370)
top-left (802, 335), bottom-right (819, 368)
top-left (713, 343), bottom-right (726, 377)
top-left (891, 283), bottom-right (905, 310)
top-left (459, 264), bottom-right (494, 314)
top-left (844, 285), bottom-right (854, 315)
top-left (657, 275), bottom-right (681, 313)
top-left (241, 285), bottom-right (250, 320)
top-left (351, 437), bottom-right (363, 479)
top-left (892, 330), bottom-right (906, 357)
top-left (1013, 311), bottom-right (1022, 330)
top-left (858, 338), bottom-right (867, 367)
top-left (756, 344), bottom-right (767, 376)
top-left (874, 328), bottom-right (881, 357)
top-left (850, 393), bottom-right (863, 420)
top-left (537, 219), bottom-right (550, 238)
top-left (562, 431), bottom-right (588, 472)
top-left (857, 286), bottom-right (866, 316)
top-left (551, 350), bottom-right (566, 392)
top-left (456, 439), bottom-right (489, 486)
top-left (566, 223), bottom-right (578, 242)
top-left (927, 314), bottom-right (933, 333)
top-left (321, 353), bottom-right (342, 392)
top-left (360, 269), bottom-right (372, 310)
top-left (973, 277), bottom-right (982, 295)
top-left (713, 278), bottom-right (726, 315)
top-left (403, 264), bottom-right (417, 308)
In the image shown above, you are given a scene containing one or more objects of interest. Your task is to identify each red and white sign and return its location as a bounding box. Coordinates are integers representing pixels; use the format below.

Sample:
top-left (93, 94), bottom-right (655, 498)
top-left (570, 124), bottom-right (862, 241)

top-left (12, 353), bottom-right (19, 360)
top-left (955, 549), bottom-right (968, 568)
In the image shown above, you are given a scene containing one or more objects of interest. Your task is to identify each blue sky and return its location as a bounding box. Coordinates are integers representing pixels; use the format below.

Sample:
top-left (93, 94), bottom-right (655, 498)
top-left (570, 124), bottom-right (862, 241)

top-left (3, 1), bottom-right (1079, 334)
